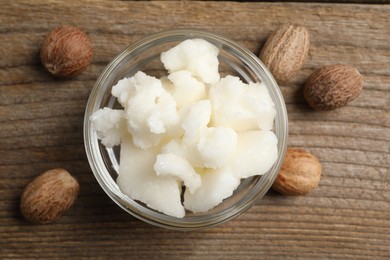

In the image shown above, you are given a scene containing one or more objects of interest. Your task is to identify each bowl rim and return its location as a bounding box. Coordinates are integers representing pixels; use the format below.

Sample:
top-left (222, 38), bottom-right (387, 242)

top-left (84, 28), bottom-right (288, 230)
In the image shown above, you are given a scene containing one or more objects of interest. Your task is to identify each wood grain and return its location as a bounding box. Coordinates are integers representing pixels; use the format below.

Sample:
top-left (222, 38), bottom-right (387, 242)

top-left (1, 1), bottom-right (389, 259)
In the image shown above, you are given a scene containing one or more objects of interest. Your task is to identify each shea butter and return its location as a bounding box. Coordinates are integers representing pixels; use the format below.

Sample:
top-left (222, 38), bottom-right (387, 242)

top-left (91, 39), bottom-right (278, 217)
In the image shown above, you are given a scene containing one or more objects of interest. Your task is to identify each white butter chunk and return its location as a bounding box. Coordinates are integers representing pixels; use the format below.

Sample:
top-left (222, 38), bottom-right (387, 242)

top-left (111, 77), bottom-right (136, 108)
top-left (231, 130), bottom-right (278, 179)
top-left (167, 70), bottom-right (206, 108)
top-left (210, 75), bottom-right (276, 132)
top-left (197, 127), bottom-right (237, 169)
top-left (161, 39), bottom-right (220, 84)
top-left (161, 138), bottom-right (203, 168)
top-left (123, 71), bottom-right (179, 149)
top-left (117, 137), bottom-right (185, 218)
top-left (183, 168), bottom-right (240, 213)
top-left (181, 100), bottom-right (212, 142)
top-left (158, 101), bottom-right (212, 168)
top-left (90, 107), bottom-right (127, 148)
top-left (154, 153), bottom-right (201, 194)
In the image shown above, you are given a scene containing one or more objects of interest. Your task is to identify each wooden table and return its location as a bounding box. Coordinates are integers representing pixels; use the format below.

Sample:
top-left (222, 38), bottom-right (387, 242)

top-left (1, 1), bottom-right (389, 259)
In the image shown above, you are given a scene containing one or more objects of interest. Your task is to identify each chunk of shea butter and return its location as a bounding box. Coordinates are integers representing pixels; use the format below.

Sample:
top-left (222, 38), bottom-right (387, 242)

top-left (111, 77), bottom-right (135, 109)
top-left (121, 71), bottom-right (179, 149)
top-left (181, 100), bottom-right (211, 142)
top-left (162, 100), bottom-right (212, 168)
top-left (210, 76), bottom-right (276, 132)
top-left (161, 39), bottom-right (220, 84)
top-left (162, 102), bottom-right (237, 170)
top-left (197, 127), bottom-right (237, 169)
top-left (231, 130), bottom-right (278, 179)
top-left (161, 100), bottom-right (212, 154)
top-left (167, 70), bottom-right (206, 108)
top-left (90, 107), bottom-right (127, 148)
top-left (154, 153), bottom-right (201, 194)
top-left (117, 137), bottom-right (185, 218)
top-left (184, 168), bottom-right (240, 213)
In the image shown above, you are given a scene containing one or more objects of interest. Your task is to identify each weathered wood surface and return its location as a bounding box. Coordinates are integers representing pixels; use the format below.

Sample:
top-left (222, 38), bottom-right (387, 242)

top-left (1, 1), bottom-right (389, 259)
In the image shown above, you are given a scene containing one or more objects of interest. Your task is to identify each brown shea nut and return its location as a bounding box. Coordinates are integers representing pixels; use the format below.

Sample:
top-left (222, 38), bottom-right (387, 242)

top-left (304, 64), bottom-right (364, 111)
top-left (40, 25), bottom-right (93, 77)
top-left (259, 23), bottom-right (310, 84)
top-left (273, 148), bottom-right (321, 196)
top-left (20, 168), bottom-right (79, 224)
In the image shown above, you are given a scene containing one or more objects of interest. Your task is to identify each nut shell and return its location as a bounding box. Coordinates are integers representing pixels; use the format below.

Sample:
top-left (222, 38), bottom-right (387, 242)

top-left (40, 25), bottom-right (93, 77)
top-left (260, 23), bottom-right (310, 84)
top-left (272, 148), bottom-right (321, 196)
top-left (20, 168), bottom-right (79, 224)
top-left (304, 64), bottom-right (364, 110)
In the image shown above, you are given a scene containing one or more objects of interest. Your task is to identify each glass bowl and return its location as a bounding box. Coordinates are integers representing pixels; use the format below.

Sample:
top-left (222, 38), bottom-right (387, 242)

top-left (84, 29), bottom-right (288, 230)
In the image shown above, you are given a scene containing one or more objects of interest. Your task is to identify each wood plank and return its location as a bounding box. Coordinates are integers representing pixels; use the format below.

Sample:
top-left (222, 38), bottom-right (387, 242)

top-left (245, 0), bottom-right (390, 3)
top-left (128, 0), bottom-right (390, 3)
top-left (0, 1), bottom-right (389, 259)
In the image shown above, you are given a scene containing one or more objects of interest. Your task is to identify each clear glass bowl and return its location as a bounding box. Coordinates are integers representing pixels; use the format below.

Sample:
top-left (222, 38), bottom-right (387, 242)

top-left (84, 29), bottom-right (288, 230)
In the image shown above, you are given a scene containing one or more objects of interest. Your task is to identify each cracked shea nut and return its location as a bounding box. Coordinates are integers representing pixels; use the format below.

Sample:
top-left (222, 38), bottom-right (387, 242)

top-left (20, 168), bottom-right (79, 224)
top-left (304, 64), bottom-right (364, 110)
top-left (260, 23), bottom-right (310, 84)
top-left (273, 148), bottom-right (321, 195)
top-left (41, 25), bottom-right (93, 77)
